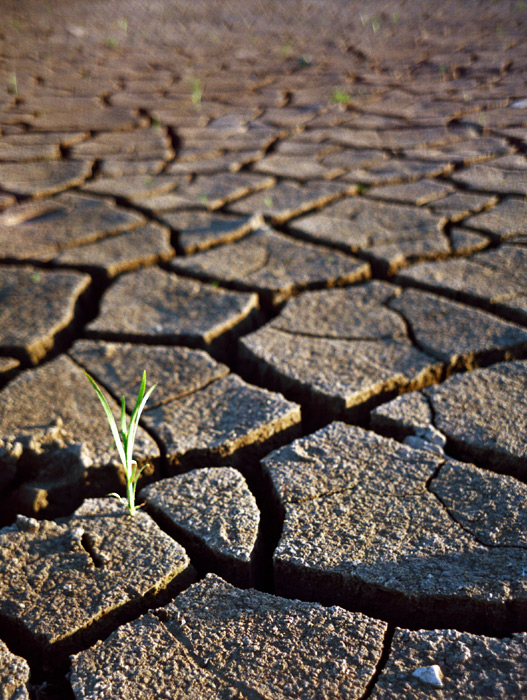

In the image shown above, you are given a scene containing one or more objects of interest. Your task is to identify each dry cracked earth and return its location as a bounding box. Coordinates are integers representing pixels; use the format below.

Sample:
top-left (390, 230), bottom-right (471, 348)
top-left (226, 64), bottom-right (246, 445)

top-left (1, 0), bottom-right (527, 697)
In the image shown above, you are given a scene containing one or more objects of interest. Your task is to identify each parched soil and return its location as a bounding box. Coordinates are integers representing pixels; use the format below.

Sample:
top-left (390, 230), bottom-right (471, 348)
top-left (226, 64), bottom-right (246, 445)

top-left (1, 1), bottom-right (527, 697)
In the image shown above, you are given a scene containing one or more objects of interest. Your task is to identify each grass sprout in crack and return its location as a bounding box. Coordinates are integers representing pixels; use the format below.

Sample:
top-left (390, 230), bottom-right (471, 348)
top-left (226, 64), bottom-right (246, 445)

top-left (85, 370), bottom-right (156, 516)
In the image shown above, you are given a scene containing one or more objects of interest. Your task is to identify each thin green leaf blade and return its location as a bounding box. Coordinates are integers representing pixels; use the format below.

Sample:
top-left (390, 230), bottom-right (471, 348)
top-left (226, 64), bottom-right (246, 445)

top-left (85, 372), bottom-right (127, 467)
top-left (126, 381), bottom-right (156, 465)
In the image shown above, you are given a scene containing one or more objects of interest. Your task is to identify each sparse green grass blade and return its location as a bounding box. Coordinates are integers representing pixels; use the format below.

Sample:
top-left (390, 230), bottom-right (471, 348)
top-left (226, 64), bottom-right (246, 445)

top-left (85, 370), bottom-right (156, 516)
top-left (85, 372), bottom-right (126, 467)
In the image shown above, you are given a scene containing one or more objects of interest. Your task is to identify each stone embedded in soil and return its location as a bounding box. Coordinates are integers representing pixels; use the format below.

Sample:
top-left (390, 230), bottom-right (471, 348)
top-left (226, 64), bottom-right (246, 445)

top-left (141, 467), bottom-right (260, 585)
top-left (0, 499), bottom-right (192, 667)
top-left (396, 244), bottom-right (527, 325)
top-left (228, 179), bottom-right (352, 224)
top-left (370, 628), bottom-right (527, 699)
top-left (141, 373), bottom-right (301, 473)
top-left (463, 197), bottom-right (527, 241)
top-left (0, 191), bottom-right (145, 262)
top-left (290, 196), bottom-right (448, 274)
top-left (170, 227), bottom-right (370, 306)
top-left (86, 267), bottom-right (259, 347)
top-left (451, 164), bottom-right (527, 195)
top-left (0, 639), bottom-right (30, 700)
top-left (239, 281), bottom-right (445, 418)
top-left (0, 355), bottom-right (159, 520)
top-left (159, 210), bottom-right (262, 254)
top-left (0, 266), bottom-right (91, 364)
top-left (372, 359), bottom-right (527, 481)
top-left (70, 575), bottom-right (387, 699)
top-left (52, 222), bottom-right (175, 277)
top-left (264, 421), bottom-right (527, 633)
top-left (0, 160), bottom-right (92, 197)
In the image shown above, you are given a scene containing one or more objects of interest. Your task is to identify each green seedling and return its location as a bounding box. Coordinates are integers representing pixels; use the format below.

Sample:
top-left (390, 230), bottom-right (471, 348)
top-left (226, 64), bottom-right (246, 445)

top-left (331, 89), bottom-right (351, 104)
top-left (107, 37), bottom-right (118, 48)
top-left (85, 371), bottom-right (156, 516)
top-left (8, 72), bottom-right (18, 97)
top-left (190, 78), bottom-right (202, 108)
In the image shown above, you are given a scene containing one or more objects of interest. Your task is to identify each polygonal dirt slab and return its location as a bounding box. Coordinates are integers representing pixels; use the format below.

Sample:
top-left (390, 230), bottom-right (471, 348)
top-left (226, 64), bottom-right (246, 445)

top-left (289, 196), bottom-right (448, 274)
top-left (159, 210), bottom-right (262, 254)
top-left (170, 227), bottom-right (370, 307)
top-left (463, 197), bottom-right (527, 241)
top-left (28, 106), bottom-right (140, 132)
top-left (142, 373), bottom-right (301, 474)
top-left (0, 355), bottom-right (159, 521)
top-left (70, 575), bottom-right (388, 699)
top-left (253, 153), bottom-right (344, 180)
top-left (69, 339), bottom-right (300, 474)
top-left (70, 611), bottom-right (246, 700)
top-left (0, 639), bottom-right (30, 700)
top-left (370, 628), bottom-right (527, 699)
top-left (86, 267), bottom-right (259, 349)
top-left (240, 281), bottom-right (445, 419)
top-left (131, 172), bottom-right (275, 211)
top-left (70, 128), bottom-right (173, 160)
top-left (387, 286), bottom-right (527, 368)
top-left (427, 191), bottom-right (498, 222)
top-left (228, 179), bottom-right (352, 224)
top-left (81, 173), bottom-right (187, 199)
top-left (341, 158), bottom-right (453, 186)
top-left (396, 244), bottom-right (527, 325)
top-left (366, 179), bottom-right (454, 206)
top-left (0, 499), bottom-right (192, 668)
top-left (0, 191), bottom-right (145, 262)
top-left (0, 160), bottom-right (92, 197)
top-left (264, 422), bottom-right (527, 633)
top-left (141, 468), bottom-right (260, 586)
top-left (451, 164), bottom-right (527, 195)
top-left (0, 266), bottom-right (91, 364)
top-left (69, 340), bottom-right (229, 408)
top-left (372, 359), bottom-right (527, 481)
top-left (53, 223), bottom-right (174, 278)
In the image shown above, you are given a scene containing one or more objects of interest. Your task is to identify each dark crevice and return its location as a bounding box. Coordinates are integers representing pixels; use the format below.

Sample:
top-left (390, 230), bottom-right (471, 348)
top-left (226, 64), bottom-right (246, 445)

top-left (358, 624), bottom-right (396, 700)
top-left (155, 622), bottom-right (267, 700)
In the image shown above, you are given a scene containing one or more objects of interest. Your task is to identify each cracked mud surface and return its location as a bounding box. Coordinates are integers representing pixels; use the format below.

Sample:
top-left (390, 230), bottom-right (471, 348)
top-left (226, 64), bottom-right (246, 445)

top-left (1, 0), bottom-right (527, 696)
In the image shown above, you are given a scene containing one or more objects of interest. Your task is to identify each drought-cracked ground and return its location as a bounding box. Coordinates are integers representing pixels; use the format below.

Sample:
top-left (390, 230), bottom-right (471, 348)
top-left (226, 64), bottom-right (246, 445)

top-left (1, 0), bottom-right (527, 697)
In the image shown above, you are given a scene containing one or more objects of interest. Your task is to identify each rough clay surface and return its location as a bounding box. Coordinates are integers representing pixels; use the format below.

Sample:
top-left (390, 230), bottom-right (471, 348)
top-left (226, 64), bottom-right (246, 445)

top-left (170, 226), bottom-right (370, 306)
top-left (86, 266), bottom-right (259, 346)
top-left (370, 628), bottom-right (527, 699)
top-left (264, 422), bottom-right (527, 633)
top-left (0, 355), bottom-right (159, 520)
top-left (372, 359), bottom-right (527, 480)
top-left (71, 575), bottom-right (388, 699)
top-left (0, 266), bottom-right (91, 364)
top-left (1, 1), bottom-right (527, 696)
top-left (141, 468), bottom-right (260, 585)
top-left (0, 499), bottom-right (192, 666)
top-left (0, 639), bottom-right (30, 700)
